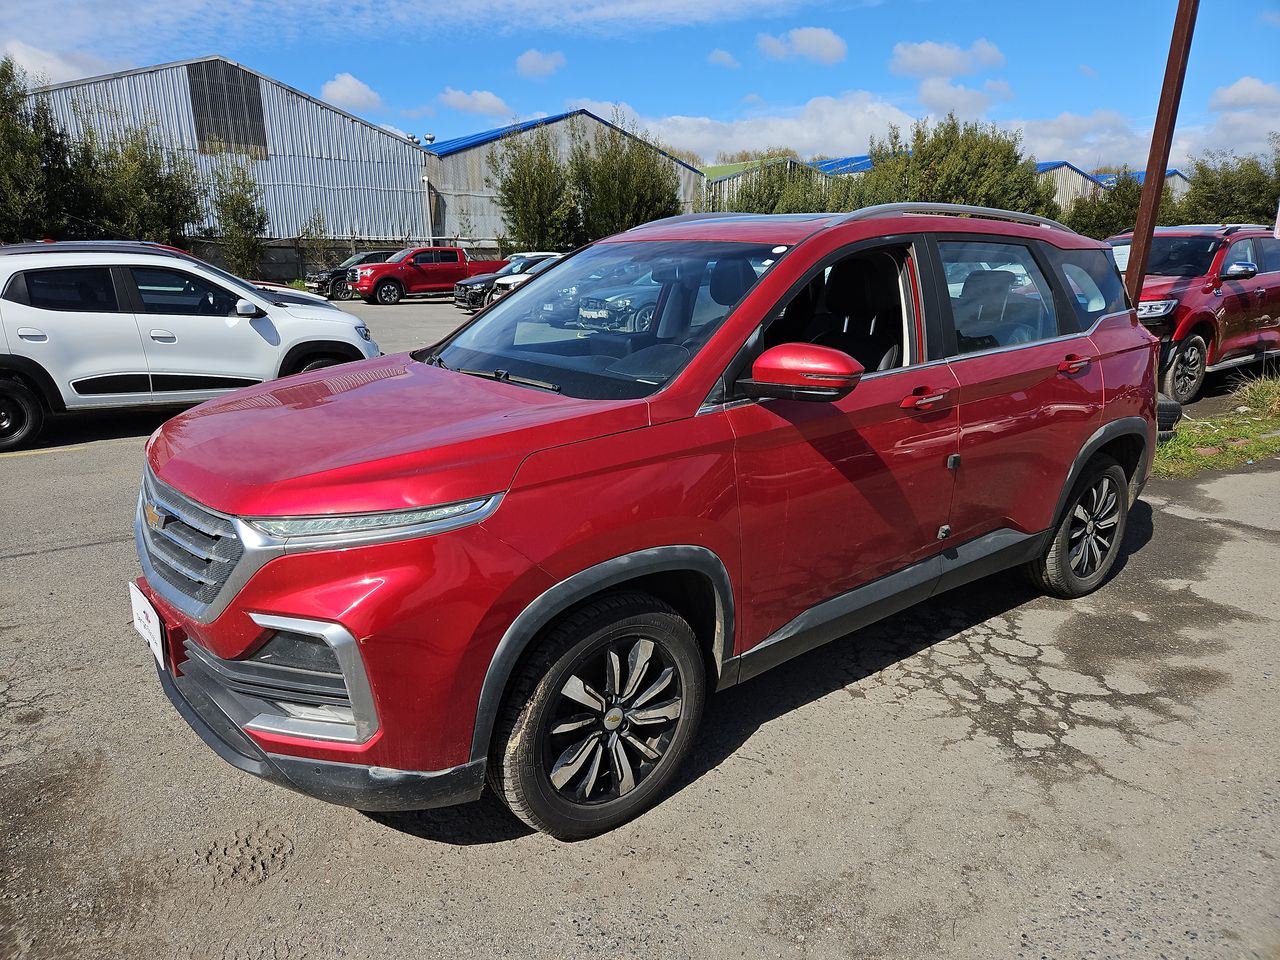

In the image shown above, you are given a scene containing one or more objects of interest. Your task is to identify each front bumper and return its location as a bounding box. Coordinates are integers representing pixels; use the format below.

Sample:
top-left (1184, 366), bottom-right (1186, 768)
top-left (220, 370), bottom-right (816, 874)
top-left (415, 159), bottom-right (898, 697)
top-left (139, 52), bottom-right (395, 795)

top-left (158, 657), bottom-right (486, 811)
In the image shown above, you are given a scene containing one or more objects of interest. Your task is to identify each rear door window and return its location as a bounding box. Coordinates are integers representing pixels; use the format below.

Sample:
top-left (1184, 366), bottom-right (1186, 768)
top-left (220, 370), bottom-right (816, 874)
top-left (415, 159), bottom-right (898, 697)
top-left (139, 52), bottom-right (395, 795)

top-left (937, 240), bottom-right (1062, 354)
top-left (14, 267), bottom-right (120, 312)
top-left (437, 249), bottom-right (460, 264)
top-left (1257, 237), bottom-right (1280, 274)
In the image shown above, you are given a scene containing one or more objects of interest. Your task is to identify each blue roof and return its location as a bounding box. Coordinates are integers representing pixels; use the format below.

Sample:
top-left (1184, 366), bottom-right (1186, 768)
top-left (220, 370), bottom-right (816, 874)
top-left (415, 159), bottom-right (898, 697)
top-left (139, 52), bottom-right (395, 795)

top-left (1095, 168), bottom-right (1189, 188)
top-left (425, 109), bottom-right (703, 174)
top-left (808, 155), bottom-right (873, 175)
top-left (1035, 160), bottom-right (1105, 185)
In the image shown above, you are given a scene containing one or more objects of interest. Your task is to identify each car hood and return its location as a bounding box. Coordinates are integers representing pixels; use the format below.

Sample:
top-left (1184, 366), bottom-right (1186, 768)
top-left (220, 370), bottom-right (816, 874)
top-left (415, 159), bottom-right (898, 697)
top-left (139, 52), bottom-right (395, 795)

top-left (457, 272), bottom-right (501, 288)
top-left (1137, 274), bottom-right (1210, 301)
top-left (148, 353), bottom-right (648, 517)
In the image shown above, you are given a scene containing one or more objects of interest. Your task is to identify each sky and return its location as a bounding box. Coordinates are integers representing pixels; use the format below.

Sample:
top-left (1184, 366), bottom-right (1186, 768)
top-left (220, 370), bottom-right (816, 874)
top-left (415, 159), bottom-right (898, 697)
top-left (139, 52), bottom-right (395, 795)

top-left (2, 0), bottom-right (1278, 169)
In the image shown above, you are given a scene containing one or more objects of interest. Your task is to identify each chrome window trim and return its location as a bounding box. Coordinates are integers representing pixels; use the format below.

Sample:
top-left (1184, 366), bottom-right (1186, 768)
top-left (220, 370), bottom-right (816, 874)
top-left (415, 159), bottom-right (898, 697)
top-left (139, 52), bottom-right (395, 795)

top-left (938, 308), bottom-right (1127, 363)
top-left (137, 466), bottom-right (502, 626)
top-left (242, 612), bottom-right (379, 744)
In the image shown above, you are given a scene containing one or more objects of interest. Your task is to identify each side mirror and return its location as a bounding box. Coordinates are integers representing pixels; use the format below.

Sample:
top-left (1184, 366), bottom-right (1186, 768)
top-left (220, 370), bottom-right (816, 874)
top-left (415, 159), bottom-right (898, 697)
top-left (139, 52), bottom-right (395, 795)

top-left (1221, 261), bottom-right (1258, 282)
top-left (736, 343), bottom-right (864, 403)
top-left (235, 298), bottom-right (263, 318)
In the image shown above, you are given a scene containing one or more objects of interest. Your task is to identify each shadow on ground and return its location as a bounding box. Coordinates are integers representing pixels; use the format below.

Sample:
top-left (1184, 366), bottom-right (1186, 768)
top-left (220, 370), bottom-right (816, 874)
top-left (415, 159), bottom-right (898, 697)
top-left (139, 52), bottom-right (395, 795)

top-left (33, 408), bottom-right (177, 448)
top-left (371, 502), bottom-right (1156, 846)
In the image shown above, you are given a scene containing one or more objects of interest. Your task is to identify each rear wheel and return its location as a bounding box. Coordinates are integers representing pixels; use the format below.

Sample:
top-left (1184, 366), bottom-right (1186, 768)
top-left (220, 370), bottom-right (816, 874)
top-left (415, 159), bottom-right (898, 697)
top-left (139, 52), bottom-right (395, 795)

top-left (375, 280), bottom-right (403, 305)
top-left (1025, 455), bottom-right (1128, 599)
top-left (1162, 334), bottom-right (1207, 404)
top-left (0, 379), bottom-right (44, 452)
top-left (489, 592), bottom-right (705, 840)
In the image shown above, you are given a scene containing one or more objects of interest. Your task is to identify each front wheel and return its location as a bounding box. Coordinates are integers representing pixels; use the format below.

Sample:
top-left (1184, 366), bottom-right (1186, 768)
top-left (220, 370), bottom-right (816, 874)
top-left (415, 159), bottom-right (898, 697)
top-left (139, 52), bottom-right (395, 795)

top-left (375, 280), bottom-right (403, 305)
top-left (329, 278), bottom-right (354, 301)
top-left (1162, 334), bottom-right (1207, 404)
top-left (489, 592), bottom-right (706, 840)
top-left (1025, 455), bottom-right (1129, 599)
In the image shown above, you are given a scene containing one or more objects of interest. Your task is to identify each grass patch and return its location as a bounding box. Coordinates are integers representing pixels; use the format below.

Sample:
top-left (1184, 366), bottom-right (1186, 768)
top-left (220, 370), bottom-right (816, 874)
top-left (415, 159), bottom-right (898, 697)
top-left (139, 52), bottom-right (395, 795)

top-left (1153, 374), bottom-right (1280, 478)
top-left (288, 279), bottom-right (308, 291)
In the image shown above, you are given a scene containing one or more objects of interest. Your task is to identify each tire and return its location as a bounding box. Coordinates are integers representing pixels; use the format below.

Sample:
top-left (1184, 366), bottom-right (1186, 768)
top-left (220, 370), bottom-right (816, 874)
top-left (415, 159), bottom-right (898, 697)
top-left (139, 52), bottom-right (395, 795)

top-left (296, 355), bottom-right (347, 374)
top-left (374, 280), bottom-right (403, 306)
top-left (488, 592), bottom-right (706, 840)
top-left (1156, 393), bottom-right (1181, 444)
top-left (0, 378), bottom-right (45, 452)
top-left (1161, 334), bottom-right (1207, 404)
top-left (329, 279), bottom-right (353, 301)
top-left (1025, 455), bottom-right (1129, 599)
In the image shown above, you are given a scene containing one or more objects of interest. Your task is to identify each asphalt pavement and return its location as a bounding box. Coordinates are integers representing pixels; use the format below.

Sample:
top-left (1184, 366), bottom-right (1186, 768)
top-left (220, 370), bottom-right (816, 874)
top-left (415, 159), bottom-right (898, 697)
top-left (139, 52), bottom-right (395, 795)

top-left (1, 297), bottom-right (1278, 959)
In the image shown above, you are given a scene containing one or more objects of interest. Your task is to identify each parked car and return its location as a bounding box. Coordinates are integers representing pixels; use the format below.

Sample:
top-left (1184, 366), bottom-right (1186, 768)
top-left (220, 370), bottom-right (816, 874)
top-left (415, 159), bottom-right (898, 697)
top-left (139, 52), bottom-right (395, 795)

top-left (0, 241), bottom-right (379, 450)
top-left (1109, 224), bottom-right (1280, 403)
top-left (131, 204), bottom-right (1156, 839)
top-left (306, 250), bottom-right (399, 301)
top-left (454, 252), bottom-right (558, 311)
top-left (253, 280), bottom-right (332, 305)
top-left (488, 253), bottom-right (563, 304)
top-left (350, 246), bottom-right (507, 305)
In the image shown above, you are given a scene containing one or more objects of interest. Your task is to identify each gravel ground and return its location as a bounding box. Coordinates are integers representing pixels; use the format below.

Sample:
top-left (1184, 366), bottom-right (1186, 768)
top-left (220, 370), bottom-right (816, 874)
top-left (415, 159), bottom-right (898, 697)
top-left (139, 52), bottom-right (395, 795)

top-left (2, 298), bottom-right (1278, 959)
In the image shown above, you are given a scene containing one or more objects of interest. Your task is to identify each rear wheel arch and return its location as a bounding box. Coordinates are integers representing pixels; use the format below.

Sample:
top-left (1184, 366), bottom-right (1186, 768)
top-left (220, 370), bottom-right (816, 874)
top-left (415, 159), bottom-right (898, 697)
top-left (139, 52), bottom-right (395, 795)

top-left (0, 355), bottom-right (65, 412)
top-left (277, 341), bottom-right (364, 378)
top-left (469, 546), bottom-right (735, 764)
top-left (1052, 418), bottom-right (1149, 525)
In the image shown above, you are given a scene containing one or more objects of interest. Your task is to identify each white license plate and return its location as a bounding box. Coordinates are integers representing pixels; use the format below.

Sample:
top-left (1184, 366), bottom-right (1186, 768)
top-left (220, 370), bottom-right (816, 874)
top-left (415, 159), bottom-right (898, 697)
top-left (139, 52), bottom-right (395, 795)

top-left (579, 309), bottom-right (608, 320)
top-left (542, 302), bottom-right (554, 311)
top-left (128, 582), bottom-right (165, 668)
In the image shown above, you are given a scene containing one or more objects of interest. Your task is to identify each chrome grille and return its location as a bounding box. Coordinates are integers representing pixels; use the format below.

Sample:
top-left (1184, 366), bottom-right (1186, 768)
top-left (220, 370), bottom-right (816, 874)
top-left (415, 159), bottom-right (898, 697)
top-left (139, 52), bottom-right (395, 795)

top-left (140, 471), bottom-right (243, 605)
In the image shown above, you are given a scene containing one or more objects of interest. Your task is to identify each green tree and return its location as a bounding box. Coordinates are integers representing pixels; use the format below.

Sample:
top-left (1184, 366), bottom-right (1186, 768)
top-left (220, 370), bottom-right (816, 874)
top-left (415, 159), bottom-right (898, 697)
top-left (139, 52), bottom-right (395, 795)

top-left (714, 146), bottom-right (799, 164)
top-left (209, 144), bottom-right (268, 277)
top-left (1064, 167), bottom-right (1177, 239)
top-left (92, 127), bottom-right (201, 244)
top-left (486, 125), bottom-right (579, 250)
top-left (568, 113), bottom-right (681, 240)
top-left (843, 114), bottom-right (1060, 219)
top-left (297, 208), bottom-right (334, 271)
top-left (1174, 137), bottom-right (1280, 225)
top-left (721, 160), bottom-right (832, 214)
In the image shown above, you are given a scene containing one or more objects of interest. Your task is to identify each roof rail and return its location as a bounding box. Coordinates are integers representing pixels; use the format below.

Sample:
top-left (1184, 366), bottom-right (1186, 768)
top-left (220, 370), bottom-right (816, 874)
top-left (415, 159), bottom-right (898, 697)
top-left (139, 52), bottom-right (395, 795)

top-left (0, 240), bottom-right (186, 258)
top-left (1221, 224), bottom-right (1272, 235)
top-left (837, 202), bottom-right (1073, 233)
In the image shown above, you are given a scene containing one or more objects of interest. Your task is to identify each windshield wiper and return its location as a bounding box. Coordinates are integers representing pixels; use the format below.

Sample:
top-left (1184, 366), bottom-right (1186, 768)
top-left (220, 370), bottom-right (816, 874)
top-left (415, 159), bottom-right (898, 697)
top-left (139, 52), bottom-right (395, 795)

top-left (456, 368), bottom-right (561, 393)
top-left (422, 352), bottom-right (450, 370)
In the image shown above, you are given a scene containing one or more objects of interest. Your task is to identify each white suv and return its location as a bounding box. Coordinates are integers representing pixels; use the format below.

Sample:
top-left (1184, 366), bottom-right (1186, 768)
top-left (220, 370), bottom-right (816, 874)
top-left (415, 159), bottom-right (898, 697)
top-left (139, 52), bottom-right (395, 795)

top-left (0, 242), bottom-right (379, 450)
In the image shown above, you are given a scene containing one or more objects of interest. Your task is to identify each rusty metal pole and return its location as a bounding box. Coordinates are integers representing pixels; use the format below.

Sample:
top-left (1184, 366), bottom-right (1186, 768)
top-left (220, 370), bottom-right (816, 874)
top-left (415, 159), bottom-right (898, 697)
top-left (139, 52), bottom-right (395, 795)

top-left (1125, 0), bottom-right (1199, 305)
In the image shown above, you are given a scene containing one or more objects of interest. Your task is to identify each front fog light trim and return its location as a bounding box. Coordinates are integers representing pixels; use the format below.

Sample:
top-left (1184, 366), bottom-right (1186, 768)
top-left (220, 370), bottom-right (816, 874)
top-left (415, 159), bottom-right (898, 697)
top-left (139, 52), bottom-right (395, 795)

top-left (243, 613), bottom-right (379, 744)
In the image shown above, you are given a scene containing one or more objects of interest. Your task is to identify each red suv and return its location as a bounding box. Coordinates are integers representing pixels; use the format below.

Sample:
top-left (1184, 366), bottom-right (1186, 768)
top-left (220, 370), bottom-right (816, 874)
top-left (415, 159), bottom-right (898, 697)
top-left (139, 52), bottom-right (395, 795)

top-left (131, 205), bottom-right (1157, 838)
top-left (1109, 225), bottom-right (1280, 403)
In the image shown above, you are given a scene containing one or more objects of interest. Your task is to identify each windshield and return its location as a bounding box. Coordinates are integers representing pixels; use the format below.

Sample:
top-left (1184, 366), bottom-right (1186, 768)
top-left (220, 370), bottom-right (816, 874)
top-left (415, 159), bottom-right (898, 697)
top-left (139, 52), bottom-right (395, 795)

top-left (420, 240), bottom-right (781, 400)
top-left (1110, 237), bottom-right (1220, 278)
top-left (496, 258), bottom-right (531, 277)
top-left (387, 248), bottom-right (414, 264)
top-left (526, 257), bottom-right (559, 276)
top-left (338, 251), bottom-right (381, 269)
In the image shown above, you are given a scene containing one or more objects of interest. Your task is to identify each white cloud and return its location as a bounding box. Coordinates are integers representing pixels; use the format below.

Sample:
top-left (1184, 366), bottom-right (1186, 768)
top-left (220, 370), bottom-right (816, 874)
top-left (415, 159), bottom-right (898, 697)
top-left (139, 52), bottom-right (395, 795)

top-left (516, 49), bottom-right (565, 78)
top-left (1, 39), bottom-right (122, 84)
top-left (757, 27), bottom-right (846, 64)
top-left (889, 38), bottom-right (1003, 77)
top-left (378, 122), bottom-right (411, 138)
top-left (742, 92), bottom-right (763, 104)
top-left (708, 48), bottom-right (739, 68)
top-left (439, 87), bottom-right (511, 116)
top-left (918, 77), bottom-right (991, 117)
top-left (634, 91), bottom-right (914, 160)
top-left (320, 72), bottom-right (383, 111)
top-left (1209, 76), bottom-right (1280, 111)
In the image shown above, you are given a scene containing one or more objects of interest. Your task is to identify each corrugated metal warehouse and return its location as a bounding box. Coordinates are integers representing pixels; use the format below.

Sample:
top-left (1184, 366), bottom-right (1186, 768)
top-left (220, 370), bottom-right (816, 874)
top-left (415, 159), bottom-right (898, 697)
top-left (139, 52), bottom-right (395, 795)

top-left (1095, 168), bottom-right (1192, 199)
top-left (423, 110), bottom-right (705, 242)
top-left (32, 56), bottom-right (434, 243)
top-left (29, 60), bottom-right (703, 250)
top-left (1035, 161), bottom-right (1103, 209)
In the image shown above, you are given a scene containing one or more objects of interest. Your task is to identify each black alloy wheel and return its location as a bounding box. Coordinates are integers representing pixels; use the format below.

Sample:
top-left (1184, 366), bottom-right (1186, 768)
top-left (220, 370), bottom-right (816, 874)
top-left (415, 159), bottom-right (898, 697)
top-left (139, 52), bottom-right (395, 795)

top-left (1025, 455), bottom-right (1129, 599)
top-left (0, 379), bottom-right (44, 451)
top-left (375, 280), bottom-right (403, 305)
top-left (329, 277), bottom-right (354, 301)
top-left (490, 592), bottom-right (705, 839)
top-left (1163, 334), bottom-right (1207, 404)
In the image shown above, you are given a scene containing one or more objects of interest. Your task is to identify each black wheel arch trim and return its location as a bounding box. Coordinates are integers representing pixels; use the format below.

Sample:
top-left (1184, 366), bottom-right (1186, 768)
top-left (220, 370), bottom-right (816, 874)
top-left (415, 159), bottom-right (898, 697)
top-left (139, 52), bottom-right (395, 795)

top-left (0, 354), bottom-right (65, 411)
top-left (469, 545), bottom-right (735, 763)
top-left (1052, 416), bottom-right (1151, 525)
top-left (277, 341), bottom-right (364, 378)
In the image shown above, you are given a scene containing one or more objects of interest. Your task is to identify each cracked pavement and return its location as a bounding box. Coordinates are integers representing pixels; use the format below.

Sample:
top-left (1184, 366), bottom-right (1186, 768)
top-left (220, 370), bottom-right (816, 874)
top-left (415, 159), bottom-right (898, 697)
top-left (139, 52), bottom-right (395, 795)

top-left (2, 302), bottom-right (1278, 960)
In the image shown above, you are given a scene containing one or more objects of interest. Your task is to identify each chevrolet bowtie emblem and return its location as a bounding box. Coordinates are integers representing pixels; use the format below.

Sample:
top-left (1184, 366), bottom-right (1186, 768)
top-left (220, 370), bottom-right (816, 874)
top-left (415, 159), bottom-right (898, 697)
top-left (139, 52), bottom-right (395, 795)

top-left (143, 501), bottom-right (164, 530)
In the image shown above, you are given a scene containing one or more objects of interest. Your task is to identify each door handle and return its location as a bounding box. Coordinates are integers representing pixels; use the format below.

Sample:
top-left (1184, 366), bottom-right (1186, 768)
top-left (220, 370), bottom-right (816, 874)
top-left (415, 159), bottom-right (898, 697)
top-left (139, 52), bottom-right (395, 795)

top-left (1057, 354), bottom-right (1092, 374)
top-left (16, 327), bottom-right (47, 342)
top-left (900, 387), bottom-right (950, 409)
top-left (1256, 288), bottom-right (1267, 299)
top-left (149, 329), bottom-right (177, 343)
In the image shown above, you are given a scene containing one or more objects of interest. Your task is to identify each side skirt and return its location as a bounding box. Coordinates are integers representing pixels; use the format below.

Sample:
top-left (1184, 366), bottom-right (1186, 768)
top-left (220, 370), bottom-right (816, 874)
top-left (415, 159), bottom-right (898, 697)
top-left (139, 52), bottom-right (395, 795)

top-left (719, 527), bottom-right (1050, 689)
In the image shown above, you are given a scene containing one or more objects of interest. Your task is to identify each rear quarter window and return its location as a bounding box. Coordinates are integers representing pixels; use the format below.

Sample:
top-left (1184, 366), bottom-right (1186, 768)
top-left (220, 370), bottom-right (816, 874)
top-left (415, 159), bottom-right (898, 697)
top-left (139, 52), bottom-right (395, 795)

top-left (1044, 247), bottom-right (1129, 327)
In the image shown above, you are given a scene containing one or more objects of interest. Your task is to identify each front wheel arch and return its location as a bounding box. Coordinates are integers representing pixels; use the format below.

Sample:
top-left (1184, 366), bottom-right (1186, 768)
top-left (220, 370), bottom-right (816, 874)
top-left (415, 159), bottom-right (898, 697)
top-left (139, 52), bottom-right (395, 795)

top-left (277, 341), bottom-right (365, 378)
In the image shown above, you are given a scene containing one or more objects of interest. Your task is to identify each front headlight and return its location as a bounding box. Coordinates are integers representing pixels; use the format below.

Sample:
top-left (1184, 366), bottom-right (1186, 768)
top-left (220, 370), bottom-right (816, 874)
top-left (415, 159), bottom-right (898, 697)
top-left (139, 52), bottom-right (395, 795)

top-left (247, 495), bottom-right (500, 540)
top-left (357, 267), bottom-right (373, 277)
top-left (612, 298), bottom-right (633, 310)
top-left (1137, 299), bottom-right (1178, 319)
top-left (354, 324), bottom-right (372, 342)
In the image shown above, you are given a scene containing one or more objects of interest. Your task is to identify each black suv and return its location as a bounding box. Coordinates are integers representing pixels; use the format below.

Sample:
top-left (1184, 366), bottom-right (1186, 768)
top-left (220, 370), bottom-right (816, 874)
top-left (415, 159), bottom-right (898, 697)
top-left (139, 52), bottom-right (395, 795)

top-left (306, 250), bottom-right (399, 301)
top-left (454, 253), bottom-right (558, 311)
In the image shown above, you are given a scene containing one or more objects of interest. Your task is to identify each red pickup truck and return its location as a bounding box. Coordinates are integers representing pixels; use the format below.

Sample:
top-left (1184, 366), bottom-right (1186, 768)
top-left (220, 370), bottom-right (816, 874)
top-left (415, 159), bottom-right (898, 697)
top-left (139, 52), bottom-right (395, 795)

top-left (349, 246), bottom-right (508, 305)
